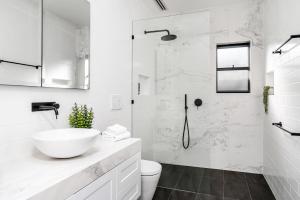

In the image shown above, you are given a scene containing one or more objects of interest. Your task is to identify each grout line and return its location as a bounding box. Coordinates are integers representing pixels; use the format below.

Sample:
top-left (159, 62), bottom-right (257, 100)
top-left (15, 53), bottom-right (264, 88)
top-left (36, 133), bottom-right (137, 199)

top-left (167, 189), bottom-right (172, 200)
top-left (173, 166), bottom-right (186, 189)
top-left (243, 173), bottom-right (254, 200)
top-left (157, 186), bottom-right (197, 194)
top-left (223, 170), bottom-right (225, 200)
top-left (196, 170), bottom-right (204, 194)
top-left (159, 185), bottom-right (227, 200)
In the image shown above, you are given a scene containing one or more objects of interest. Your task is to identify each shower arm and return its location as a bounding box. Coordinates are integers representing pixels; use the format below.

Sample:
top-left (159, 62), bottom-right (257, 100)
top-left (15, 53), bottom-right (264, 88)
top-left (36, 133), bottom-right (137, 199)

top-left (144, 29), bottom-right (170, 35)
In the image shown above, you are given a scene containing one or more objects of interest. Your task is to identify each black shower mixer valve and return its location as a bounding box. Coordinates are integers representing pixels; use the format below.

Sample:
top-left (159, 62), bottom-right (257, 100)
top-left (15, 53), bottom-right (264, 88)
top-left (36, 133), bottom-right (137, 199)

top-left (194, 98), bottom-right (203, 110)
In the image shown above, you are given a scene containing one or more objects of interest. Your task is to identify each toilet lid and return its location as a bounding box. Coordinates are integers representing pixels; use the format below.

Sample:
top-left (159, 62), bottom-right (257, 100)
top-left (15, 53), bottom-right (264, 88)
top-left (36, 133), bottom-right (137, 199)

top-left (141, 160), bottom-right (162, 176)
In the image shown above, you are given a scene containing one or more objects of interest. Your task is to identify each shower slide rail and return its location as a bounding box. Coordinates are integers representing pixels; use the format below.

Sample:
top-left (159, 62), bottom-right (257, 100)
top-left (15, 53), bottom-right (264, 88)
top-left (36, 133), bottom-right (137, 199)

top-left (272, 34), bottom-right (300, 54)
top-left (0, 59), bottom-right (41, 69)
top-left (272, 122), bottom-right (300, 136)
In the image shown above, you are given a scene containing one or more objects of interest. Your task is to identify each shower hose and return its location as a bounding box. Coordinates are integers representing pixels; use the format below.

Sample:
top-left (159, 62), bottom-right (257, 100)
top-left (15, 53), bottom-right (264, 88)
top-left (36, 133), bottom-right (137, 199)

top-left (182, 94), bottom-right (190, 149)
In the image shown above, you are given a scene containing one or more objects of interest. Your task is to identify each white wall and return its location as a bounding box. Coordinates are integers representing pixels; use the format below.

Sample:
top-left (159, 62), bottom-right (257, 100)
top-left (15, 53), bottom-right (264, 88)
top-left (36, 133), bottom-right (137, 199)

top-left (132, 0), bottom-right (265, 173)
top-left (264, 0), bottom-right (300, 199)
top-left (0, 0), bottom-right (157, 167)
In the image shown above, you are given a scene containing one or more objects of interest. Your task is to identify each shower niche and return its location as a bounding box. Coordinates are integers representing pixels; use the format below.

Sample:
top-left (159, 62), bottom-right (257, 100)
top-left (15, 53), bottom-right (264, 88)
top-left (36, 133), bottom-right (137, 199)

top-left (138, 74), bottom-right (151, 96)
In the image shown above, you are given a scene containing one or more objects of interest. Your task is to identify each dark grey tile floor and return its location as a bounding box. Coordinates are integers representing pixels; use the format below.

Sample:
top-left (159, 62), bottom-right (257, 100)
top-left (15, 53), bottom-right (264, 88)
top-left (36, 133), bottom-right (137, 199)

top-left (153, 163), bottom-right (276, 200)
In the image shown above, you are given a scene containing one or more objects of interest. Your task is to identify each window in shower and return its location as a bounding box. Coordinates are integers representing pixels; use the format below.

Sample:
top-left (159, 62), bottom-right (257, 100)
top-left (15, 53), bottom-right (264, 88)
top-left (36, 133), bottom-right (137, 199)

top-left (216, 42), bottom-right (250, 93)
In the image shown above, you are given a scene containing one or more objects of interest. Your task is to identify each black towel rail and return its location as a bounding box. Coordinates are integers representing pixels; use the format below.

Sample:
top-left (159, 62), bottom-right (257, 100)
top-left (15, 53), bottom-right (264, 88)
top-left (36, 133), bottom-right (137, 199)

top-left (272, 34), bottom-right (300, 54)
top-left (272, 122), bottom-right (300, 136)
top-left (0, 59), bottom-right (41, 69)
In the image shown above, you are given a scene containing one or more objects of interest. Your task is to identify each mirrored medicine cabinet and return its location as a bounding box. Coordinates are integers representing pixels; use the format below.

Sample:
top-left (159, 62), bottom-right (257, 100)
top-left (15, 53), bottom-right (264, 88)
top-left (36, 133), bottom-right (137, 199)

top-left (0, 0), bottom-right (90, 89)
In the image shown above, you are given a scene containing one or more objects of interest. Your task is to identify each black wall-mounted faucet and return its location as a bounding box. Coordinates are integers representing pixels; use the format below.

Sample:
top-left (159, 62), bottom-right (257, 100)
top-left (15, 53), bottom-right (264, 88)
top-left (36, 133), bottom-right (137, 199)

top-left (32, 102), bottom-right (60, 119)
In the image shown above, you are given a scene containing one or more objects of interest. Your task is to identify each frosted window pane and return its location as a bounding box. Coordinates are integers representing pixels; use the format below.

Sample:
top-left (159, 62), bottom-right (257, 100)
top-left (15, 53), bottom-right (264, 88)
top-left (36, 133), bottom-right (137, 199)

top-left (217, 71), bottom-right (249, 91)
top-left (217, 47), bottom-right (249, 68)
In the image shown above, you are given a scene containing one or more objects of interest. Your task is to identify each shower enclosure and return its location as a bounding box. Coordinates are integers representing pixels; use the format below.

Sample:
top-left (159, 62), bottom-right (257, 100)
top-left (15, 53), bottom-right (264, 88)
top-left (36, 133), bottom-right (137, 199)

top-left (132, 11), bottom-right (212, 167)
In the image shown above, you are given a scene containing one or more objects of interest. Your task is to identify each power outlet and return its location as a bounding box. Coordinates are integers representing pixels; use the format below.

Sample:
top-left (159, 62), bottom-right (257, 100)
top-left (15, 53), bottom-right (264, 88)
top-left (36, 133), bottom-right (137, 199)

top-left (111, 94), bottom-right (122, 110)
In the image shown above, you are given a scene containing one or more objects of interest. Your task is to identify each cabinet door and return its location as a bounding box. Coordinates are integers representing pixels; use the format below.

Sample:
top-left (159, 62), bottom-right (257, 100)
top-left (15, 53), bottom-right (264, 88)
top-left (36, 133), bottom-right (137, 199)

top-left (67, 169), bottom-right (116, 200)
top-left (116, 153), bottom-right (141, 200)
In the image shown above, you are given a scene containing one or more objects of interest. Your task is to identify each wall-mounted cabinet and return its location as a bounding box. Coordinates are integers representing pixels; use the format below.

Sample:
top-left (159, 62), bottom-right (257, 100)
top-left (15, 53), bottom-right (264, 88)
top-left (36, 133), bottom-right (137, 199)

top-left (0, 0), bottom-right (90, 89)
top-left (0, 0), bottom-right (42, 87)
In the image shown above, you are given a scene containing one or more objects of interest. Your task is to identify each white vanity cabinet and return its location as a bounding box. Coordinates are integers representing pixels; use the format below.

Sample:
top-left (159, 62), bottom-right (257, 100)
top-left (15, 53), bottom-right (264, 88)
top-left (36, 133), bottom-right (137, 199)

top-left (67, 153), bottom-right (141, 200)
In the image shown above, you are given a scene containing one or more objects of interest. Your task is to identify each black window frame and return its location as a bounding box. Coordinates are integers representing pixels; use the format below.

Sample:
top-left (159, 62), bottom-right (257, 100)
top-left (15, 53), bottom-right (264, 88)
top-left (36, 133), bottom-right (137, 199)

top-left (216, 42), bottom-right (251, 93)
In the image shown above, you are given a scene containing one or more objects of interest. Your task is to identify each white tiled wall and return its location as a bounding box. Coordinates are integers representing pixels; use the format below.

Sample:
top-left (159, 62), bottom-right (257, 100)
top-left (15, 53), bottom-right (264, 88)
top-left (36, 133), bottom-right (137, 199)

top-left (264, 0), bottom-right (300, 199)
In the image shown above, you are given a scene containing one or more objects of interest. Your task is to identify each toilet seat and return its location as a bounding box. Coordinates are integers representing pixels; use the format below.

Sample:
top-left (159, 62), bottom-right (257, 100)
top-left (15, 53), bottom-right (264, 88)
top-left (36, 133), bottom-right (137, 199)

top-left (141, 160), bottom-right (162, 176)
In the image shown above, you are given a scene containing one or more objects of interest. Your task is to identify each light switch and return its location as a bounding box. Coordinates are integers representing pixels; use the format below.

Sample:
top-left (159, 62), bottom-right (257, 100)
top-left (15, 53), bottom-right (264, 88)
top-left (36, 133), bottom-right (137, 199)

top-left (111, 94), bottom-right (122, 110)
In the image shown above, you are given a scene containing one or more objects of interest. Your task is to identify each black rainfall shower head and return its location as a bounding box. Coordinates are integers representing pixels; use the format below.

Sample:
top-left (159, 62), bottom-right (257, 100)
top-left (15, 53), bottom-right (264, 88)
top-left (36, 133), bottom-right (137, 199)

top-left (161, 34), bottom-right (177, 41)
top-left (144, 29), bottom-right (177, 41)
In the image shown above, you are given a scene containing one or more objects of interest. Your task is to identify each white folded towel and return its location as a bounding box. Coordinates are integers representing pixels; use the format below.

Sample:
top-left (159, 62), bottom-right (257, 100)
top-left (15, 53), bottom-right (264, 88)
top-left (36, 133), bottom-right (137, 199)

top-left (104, 129), bottom-right (126, 136)
top-left (106, 124), bottom-right (127, 135)
top-left (102, 131), bottom-right (131, 142)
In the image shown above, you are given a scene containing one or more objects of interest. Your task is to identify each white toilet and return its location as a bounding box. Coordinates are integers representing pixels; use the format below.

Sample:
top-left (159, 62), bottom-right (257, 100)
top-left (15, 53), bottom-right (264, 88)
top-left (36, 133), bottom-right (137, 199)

top-left (141, 160), bottom-right (162, 200)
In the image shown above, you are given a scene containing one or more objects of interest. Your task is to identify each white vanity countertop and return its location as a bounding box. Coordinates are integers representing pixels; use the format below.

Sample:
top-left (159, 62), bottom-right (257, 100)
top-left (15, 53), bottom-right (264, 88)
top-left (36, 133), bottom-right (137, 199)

top-left (0, 137), bottom-right (141, 200)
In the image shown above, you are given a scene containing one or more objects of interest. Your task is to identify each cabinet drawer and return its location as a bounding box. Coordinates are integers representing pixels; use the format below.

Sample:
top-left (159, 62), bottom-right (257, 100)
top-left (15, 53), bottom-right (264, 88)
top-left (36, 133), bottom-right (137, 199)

top-left (116, 153), bottom-right (141, 200)
top-left (66, 153), bottom-right (141, 200)
top-left (67, 169), bottom-right (116, 200)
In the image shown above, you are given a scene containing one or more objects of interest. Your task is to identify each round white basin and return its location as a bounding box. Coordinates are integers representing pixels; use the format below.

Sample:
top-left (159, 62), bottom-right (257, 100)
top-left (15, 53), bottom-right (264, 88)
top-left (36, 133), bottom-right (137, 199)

top-left (32, 128), bottom-right (100, 158)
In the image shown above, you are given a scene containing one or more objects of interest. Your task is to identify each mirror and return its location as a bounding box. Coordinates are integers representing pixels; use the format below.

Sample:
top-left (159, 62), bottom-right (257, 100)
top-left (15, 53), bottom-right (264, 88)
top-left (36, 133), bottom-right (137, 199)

top-left (0, 0), bottom-right (42, 87)
top-left (42, 0), bottom-right (90, 89)
top-left (0, 0), bottom-right (90, 89)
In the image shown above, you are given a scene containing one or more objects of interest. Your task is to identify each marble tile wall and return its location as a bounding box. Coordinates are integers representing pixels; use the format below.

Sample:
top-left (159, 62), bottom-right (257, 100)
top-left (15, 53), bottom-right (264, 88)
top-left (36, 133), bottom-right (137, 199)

top-left (133, 0), bottom-right (265, 173)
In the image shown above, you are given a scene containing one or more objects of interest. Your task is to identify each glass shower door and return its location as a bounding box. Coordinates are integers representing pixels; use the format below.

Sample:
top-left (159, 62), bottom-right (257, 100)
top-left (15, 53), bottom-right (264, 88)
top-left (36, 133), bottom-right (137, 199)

top-left (132, 30), bottom-right (157, 160)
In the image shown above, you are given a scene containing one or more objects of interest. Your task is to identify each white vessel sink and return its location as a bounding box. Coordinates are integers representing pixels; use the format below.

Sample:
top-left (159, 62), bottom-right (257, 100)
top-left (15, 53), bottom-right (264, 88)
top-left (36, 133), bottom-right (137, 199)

top-left (32, 128), bottom-right (100, 158)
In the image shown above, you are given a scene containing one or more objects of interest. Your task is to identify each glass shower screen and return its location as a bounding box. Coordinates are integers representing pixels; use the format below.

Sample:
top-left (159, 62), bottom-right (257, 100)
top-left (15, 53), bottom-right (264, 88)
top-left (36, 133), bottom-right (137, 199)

top-left (132, 11), bottom-right (211, 165)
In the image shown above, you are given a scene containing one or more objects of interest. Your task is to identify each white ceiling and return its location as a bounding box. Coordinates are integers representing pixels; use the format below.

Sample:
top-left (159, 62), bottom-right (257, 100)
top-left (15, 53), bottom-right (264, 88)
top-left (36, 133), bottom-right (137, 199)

top-left (155, 0), bottom-right (249, 13)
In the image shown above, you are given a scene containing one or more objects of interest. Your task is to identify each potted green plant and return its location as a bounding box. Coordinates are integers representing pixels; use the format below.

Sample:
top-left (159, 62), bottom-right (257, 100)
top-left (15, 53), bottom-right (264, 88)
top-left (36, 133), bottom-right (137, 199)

top-left (69, 103), bottom-right (94, 128)
top-left (263, 86), bottom-right (273, 113)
